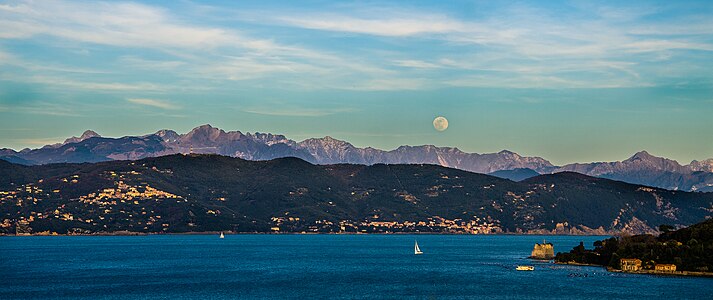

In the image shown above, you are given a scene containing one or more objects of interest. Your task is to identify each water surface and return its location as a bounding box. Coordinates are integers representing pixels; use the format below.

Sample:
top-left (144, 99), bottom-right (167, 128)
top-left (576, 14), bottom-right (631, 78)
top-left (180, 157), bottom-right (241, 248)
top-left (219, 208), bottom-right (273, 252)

top-left (1, 235), bottom-right (709, 299)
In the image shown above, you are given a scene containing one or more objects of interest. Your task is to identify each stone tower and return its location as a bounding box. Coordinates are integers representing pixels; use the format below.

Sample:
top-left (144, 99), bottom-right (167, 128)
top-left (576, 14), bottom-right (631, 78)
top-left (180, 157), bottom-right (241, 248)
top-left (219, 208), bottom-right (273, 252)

top-left (529, 240), bottom-right (554, 259)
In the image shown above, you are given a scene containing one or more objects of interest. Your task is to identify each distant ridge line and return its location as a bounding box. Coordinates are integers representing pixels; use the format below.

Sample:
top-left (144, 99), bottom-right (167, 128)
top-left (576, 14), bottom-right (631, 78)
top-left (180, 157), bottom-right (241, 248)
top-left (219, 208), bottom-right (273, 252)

top-left (1, 124), bottom-right (713, 192)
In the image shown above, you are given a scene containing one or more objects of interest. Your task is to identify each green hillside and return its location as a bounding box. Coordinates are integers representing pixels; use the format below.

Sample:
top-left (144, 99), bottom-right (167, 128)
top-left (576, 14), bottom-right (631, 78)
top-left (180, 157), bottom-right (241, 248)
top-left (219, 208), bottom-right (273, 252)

top-left (1, 154), bottom-right (711, 235)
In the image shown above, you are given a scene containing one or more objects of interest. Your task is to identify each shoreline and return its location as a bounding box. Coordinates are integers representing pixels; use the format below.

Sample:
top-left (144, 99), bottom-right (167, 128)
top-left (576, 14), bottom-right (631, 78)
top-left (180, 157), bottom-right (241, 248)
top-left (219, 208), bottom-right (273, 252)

top-left (1, 231), bottom-right (614, 237)
top-left (553, 261), bottom-right (605, 268)
top-left (553, 261), bottom-right (713, 278)
top-left (607, 267), bottom-right (713, 278)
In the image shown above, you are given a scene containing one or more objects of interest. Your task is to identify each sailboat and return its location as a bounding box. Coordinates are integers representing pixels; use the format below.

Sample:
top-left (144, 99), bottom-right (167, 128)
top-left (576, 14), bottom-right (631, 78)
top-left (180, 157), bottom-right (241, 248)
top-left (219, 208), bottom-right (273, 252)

top-left (219, 232), bottom-right (225, 239)
top-left (414, 240), bottom-right (423, 255)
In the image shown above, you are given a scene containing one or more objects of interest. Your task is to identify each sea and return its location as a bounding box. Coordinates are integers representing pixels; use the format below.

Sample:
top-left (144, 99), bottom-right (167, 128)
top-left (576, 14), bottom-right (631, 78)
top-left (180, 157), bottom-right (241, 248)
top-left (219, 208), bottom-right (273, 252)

top-left (1, 234), bottom-right (710, 299)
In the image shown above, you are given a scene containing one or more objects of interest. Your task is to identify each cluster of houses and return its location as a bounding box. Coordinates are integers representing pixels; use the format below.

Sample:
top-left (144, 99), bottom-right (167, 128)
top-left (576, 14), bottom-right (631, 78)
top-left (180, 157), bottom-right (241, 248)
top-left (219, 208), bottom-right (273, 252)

top-left (268, 215), bottom-right (503, 234)
top-left (80, 181), bottom-right (181, 203)
top-left (620, 258), bottom-right (677, 273)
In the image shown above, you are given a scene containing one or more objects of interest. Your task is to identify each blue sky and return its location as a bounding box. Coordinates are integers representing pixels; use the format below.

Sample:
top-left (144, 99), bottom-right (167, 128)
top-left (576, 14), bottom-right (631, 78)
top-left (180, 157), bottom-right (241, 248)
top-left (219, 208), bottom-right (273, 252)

top-left (0, 0), bottom-right (712, 165)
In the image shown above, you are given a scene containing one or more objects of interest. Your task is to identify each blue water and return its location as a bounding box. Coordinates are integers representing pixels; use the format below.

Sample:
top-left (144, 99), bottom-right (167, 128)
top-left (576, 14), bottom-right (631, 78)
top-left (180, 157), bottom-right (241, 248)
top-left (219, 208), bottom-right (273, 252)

top-left (1, 235), bottom-right (710, 299)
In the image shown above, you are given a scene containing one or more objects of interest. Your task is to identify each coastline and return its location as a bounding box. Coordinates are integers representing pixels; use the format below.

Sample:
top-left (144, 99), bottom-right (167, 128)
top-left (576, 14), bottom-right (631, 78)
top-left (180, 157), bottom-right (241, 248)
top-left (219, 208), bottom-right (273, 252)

top-left (553, 261), bottom-right (605, 268)
top-left (552, 261), bottom-right (713, 278)
top-left (606, 267), bottom-right (713, 278)
top-left (1, 231), bottom-right (614, 237)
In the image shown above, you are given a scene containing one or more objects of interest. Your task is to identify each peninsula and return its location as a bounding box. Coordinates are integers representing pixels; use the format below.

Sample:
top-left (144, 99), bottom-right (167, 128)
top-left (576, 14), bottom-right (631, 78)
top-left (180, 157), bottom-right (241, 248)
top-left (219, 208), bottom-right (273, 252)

top-left (554, 218), bottom-right (713, 277)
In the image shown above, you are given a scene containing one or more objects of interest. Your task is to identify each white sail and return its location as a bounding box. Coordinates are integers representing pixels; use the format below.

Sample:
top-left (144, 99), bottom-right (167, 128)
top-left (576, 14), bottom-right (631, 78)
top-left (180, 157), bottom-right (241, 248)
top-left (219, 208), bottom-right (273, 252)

top-left (414, 241), bottom-right (423, 255)
top-left (219, 232), bottom-right (225, 239)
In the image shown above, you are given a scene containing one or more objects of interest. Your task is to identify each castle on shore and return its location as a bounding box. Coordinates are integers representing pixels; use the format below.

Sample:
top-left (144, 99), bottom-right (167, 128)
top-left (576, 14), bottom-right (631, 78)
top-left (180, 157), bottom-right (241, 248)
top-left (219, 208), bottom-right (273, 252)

top-left (529, 241), bottom-right (555, 259)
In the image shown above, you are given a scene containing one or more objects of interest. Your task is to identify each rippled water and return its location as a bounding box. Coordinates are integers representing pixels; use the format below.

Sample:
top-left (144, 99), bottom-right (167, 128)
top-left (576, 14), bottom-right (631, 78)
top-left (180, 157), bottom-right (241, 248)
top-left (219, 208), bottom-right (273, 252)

top-left (1, 235), bottom-right (710, 299)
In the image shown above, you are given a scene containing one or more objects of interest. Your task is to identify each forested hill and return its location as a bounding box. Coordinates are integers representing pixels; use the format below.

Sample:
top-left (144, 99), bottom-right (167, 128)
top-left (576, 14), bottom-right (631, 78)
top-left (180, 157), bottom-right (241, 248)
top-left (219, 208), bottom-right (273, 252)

top-left (1, 154), bottom-right (711, 235)
top-left (555, 218), bottom-right (713, 272)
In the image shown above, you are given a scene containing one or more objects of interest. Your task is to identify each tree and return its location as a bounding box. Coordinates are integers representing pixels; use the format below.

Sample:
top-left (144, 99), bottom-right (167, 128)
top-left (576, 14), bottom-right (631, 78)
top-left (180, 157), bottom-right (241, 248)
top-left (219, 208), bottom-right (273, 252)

top-left (573, 241), bottom-right (586, 254)
top-left (659, 224), bottom-right (675, 233)
top-left (609, 253), bottom-right (621, 269)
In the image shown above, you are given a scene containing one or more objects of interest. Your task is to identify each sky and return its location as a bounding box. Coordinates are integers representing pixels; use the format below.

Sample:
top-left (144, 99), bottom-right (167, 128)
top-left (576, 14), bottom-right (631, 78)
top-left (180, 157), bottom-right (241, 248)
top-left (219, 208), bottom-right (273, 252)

top-left (0, 0), bottom-right (712, 165)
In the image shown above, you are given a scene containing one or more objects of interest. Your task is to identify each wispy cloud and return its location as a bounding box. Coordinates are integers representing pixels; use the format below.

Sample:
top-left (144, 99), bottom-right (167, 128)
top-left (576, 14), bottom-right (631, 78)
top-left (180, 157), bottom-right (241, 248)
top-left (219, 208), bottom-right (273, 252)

top-left (0, 1), bottom-right (233, 49)
top-left (0, 127), bottom-right (36, 131)
top-left (1, 0), bottom-right (712, 93)
top-left (274, 13), bottom-right (465, 37)
top-left (5, 136), bottom-right (70, 147)
top-left (127, 98), bottom-right (179, 110)
top-left (443, 74), bottom-right (653, 89)
top-left (0, 0), bottom-right (415, 91)
top-left (250, 2), bottom-right (713, 89)
top-left (12, 75), bottom-right (168, 92)
top-left (0, 50), bottom-right (110, 74)
top-left (118, 56), bottom-right (186, 71)
top-left (392, 60), bottom-right (442, 69)
top-left (340, 78), bottom-right (432, 91)
top-left (242, 107), bottom-right (357, 117)
top-left (2, 101), bottom-right (81, 117)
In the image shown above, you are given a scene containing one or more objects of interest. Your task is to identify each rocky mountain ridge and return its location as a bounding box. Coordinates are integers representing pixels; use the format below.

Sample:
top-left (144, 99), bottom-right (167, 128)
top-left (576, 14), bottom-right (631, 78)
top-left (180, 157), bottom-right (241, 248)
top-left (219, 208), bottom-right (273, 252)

top-left (1, 124), bottom-right (712, 192)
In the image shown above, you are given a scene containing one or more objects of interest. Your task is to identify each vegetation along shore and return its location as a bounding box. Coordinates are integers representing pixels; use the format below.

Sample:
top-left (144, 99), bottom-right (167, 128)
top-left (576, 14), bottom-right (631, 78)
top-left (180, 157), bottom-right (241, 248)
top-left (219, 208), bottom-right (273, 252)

top-left (554, 218), bottom-right (713, 277)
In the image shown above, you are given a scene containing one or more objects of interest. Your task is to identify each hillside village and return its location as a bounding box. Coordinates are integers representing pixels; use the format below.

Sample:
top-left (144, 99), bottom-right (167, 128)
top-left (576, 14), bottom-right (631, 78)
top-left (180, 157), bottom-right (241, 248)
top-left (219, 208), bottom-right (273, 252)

top-left (1, 154), bottom-right (712, 235)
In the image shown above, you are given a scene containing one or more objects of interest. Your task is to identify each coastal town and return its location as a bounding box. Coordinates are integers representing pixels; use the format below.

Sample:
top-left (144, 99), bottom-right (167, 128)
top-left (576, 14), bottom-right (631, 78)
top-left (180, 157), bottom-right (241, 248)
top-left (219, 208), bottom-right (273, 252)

top-left (269, 215), bottom-right (503, 234)
top-left (0, 169), bottom-right (505, 235)
top-left (0, 170), bottom-right (189, 235)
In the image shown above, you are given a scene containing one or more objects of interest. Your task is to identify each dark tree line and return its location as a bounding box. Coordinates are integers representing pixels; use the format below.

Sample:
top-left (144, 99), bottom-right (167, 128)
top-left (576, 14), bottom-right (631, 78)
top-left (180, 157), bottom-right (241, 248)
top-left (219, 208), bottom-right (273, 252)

top-left (555, 219), bottom-right (713, 272)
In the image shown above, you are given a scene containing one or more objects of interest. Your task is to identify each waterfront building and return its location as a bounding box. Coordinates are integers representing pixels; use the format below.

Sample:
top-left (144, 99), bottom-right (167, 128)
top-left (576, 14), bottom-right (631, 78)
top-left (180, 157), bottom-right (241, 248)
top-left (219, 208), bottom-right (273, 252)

top-left (620, 258), bottom-right (642, 271)
top-left (655, 264), bottom-right (677, 272)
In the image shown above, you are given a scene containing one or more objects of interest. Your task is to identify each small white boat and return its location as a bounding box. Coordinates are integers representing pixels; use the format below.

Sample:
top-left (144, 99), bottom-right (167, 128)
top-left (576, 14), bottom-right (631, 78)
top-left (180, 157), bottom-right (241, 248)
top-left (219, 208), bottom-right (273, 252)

top-left (414, 240), bottom-right (423, 255)
top-left (516, 265), bottom-right (534, 271)
top-left (219, 232), bottom-right (225, 239)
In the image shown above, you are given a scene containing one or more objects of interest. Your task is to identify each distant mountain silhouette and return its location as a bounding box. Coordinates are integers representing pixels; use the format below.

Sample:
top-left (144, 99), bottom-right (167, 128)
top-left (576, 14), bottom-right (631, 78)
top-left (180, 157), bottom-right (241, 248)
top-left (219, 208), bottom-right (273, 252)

top-left (2, 124), bottom-right (713, 191)
top-left (489, 168), bottom-right (540, 181)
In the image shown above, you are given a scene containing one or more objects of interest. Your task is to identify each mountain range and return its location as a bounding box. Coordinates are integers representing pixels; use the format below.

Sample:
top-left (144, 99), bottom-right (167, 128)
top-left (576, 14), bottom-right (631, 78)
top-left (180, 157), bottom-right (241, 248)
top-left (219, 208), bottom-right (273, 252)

top-left (1, 154), bottom-right (711, 235)
top-left (1, 124), bottom-right (713, 192)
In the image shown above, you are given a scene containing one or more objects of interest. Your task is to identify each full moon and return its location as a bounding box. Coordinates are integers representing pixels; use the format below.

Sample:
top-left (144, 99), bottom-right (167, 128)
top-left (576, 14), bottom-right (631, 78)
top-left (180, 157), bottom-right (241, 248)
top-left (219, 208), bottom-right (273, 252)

top-left (433, 116), bottom-right (449, 132)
